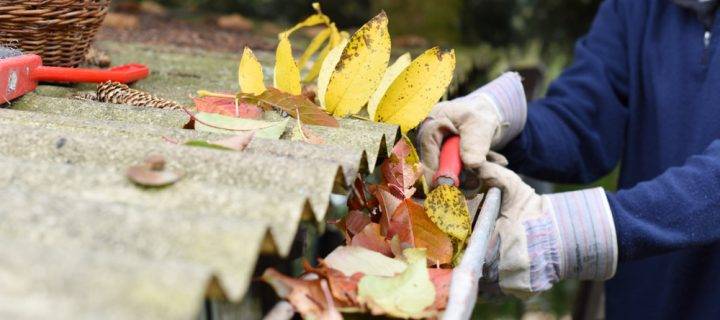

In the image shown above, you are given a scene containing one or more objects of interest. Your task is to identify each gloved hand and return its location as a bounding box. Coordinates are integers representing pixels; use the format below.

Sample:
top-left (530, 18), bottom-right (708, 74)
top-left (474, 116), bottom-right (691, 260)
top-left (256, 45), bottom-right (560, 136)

top-left (478, 161), bottom-right (618, 299)
top-left (419, 72), bottom-right (527, 185)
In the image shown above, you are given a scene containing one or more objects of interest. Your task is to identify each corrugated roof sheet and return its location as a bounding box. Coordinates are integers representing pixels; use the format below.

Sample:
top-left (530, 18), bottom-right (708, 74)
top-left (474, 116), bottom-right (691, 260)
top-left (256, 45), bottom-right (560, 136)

top-left (0, 41), bottom-right (400, 319)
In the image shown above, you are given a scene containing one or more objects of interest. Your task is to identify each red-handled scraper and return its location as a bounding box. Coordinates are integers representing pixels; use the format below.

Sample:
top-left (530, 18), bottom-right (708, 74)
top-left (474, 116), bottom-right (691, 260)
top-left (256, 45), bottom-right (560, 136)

top-left (424, 135), bottom-right (472, 261)
top-left (0, 47), bottom-right (149, 102)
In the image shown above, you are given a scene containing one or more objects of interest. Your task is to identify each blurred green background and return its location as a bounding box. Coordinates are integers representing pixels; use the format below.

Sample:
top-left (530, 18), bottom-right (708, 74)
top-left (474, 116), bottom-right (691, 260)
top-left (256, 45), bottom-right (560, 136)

top-left (122, 0), bottom-right (611, 318)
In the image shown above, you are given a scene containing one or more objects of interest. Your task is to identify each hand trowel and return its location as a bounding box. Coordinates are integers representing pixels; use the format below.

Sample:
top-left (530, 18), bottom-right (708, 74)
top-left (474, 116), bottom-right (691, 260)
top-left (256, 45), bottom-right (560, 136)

top-left (0, 47), bottom-right (149, 102)
top-left (424, 135), bottom-right (472, 259)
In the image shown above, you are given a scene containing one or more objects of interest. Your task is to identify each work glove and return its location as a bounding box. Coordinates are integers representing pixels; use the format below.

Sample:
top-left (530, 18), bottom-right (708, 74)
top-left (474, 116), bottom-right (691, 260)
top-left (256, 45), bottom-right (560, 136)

top-left (478, 161), bottom-right (618, 299)
top-left (418, 72), bottom-right (527, 185)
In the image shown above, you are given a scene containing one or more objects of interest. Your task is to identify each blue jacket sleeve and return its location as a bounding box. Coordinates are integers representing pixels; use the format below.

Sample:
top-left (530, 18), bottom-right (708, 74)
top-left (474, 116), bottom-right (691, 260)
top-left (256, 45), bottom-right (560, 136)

top-left (502, 0), bottom-right (631, 184)
top-left (608, 140), bottom-right (720, 260)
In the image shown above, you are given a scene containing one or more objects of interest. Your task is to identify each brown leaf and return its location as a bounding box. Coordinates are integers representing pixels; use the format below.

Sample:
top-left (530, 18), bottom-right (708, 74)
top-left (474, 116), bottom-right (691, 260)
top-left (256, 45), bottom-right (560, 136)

top-left (208, 132), bottom-right (255, 151)
top-left (345, 210), bottom-right (372, 236)
top-left (428, 268), bottom-right (453, 310)
top-left (388, 199), bottom-right (453, 265)
top-left (351, 223), bottom-right (392, 256)
top-left (380, 154), bottom-right (422, 199)
top-left (126, 154), bottom-right (183, 187)
top-left (193, 96), bottom-right (262, 119)
top-left (348, 176), bottom-right (378, 211)
top-left (262, 269), bottom-right (342, 319)
top-left (239, 87), bottom-right (339, 127)
top-left (304, 262), bottom-right (364, 307)
top-left (369, 184), bottom-right (402, 235)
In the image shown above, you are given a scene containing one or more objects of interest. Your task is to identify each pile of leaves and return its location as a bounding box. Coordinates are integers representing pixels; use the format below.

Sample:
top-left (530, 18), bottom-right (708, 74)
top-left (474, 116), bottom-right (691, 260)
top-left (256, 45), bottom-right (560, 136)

top-left (182, 2), bottom-right (455, 150)
top-left (262, 138), bottom-right (479, 319)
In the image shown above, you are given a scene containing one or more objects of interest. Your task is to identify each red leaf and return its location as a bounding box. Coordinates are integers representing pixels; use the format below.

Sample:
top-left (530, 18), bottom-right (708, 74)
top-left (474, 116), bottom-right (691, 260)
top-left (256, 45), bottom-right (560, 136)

top-left (388, 199), bottom-right (453, 265)
top-left (193, 96), bottom-right (262, 119)
top-left (380, 154), bottom-right (422, 199)
top-left (428, 268), bottom-right (453, 310)
top-left (240, 88), bottom-right (339, 127)
top-left (369, 184), bottom-right (402, 235)
top-left (346, 210), bottom-right (372, 236)
top-left (351, 223), bottom-right (392, 256)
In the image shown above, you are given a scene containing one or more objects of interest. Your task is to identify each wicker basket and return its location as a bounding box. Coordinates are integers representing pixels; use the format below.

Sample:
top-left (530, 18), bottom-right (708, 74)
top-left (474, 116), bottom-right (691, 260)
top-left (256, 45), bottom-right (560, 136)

top-left (0, 0), bottom-right (110, 67)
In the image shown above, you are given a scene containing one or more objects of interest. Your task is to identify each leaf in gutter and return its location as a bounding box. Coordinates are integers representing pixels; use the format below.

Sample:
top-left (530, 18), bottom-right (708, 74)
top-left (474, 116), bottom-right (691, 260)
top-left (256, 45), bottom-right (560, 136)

top-left (428, 268), bottom-right (453, 311)
top-left (240, 87), bottom-right (339, 127)
top-left (262, 269), bottom-right (342, 320)
top-left (351, 223), bottom-right (392, 256)
top-left (357, 248), bottom-right (436, 318)
top-left (324, 11), bottom-right (391, 116)
top-left (193, 96), bottom-right (262, 119)
top-left (375, 47), bottom-right (456, 132)
top-left (193, 112), bottom-right (289, 139)
top-left (323, 246), bottom-right (407, 277)
top-left (239, 47), bottom-right (267, 95)
top-left (368, 52), bottom-right (411, 120)
top-left (388, 199), bottom-right (453, 265)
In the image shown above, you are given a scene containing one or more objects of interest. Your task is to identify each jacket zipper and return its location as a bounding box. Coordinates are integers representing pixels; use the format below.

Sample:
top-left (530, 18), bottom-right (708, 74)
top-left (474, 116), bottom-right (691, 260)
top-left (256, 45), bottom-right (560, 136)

top-left (702, 30), bottom-right (712, 64)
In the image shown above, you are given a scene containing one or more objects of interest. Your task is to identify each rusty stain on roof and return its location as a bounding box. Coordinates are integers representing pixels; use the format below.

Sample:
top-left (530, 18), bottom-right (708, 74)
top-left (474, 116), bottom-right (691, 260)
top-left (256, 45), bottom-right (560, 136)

top-left (0, 41), bottom-right (400, 319)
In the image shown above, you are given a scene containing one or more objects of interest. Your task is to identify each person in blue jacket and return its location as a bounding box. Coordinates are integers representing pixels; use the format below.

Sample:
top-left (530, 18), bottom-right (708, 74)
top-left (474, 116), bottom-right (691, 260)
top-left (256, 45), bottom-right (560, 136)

top-left (419, 0), bottom-right (720, 318)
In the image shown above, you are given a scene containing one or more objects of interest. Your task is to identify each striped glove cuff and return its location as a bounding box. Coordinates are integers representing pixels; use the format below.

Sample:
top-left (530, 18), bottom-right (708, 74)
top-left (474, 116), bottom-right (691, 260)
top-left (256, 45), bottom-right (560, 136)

top-left (467, 72), bottom-right (527, 148)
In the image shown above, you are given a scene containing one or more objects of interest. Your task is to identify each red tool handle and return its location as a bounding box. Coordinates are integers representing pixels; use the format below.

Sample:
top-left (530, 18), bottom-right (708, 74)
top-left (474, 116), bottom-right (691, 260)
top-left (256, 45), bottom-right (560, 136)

top-left (31, 63), bottom-right (149, 84)
top-left (433, 135), bottom-right (462, 187)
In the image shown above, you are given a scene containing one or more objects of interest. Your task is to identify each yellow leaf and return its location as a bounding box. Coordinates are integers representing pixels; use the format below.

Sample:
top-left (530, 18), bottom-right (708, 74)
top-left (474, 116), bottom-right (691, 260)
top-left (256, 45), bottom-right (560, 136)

top-left (274, 33), bottom-right (302, 95)
top-left (317, 38), bottom-right (348, 109)
top-left (424, 184), bottom-right (470, 242)
top-left (324, 11), bottom-right (391, 116)
top-left (375, 47), bottom-right (456, 132)
top-left (368, 52), bottom-right (411, 121)
top-left (298, 27), bottom-right (332, 69)
top-left (238, 47), bottom-right (266, 95)
top-left (304, 25), bottom-right (344, 83)
top-left (285, 2), bottom-right (331, 35)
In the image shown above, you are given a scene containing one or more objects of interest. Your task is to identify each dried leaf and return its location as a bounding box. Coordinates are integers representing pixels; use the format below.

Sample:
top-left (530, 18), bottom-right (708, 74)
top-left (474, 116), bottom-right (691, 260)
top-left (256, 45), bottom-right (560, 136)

top-left (291, 113), bottom-right (326, 144)
top-left (357, 248), bottom-right (436, 318)
top-left (240, 88), bottom-right (339, 127)
top-left (126, 155), bottom-right (182, 187)
top-left (323, 246), bottom-right (406, 277)
top-left (239, 47), bottom-right (267, 95)
top-left (193, 112), bottom-right (289, 139)
top-left (317, 38), bottom-right (349, 109)
top-left (375, 47), bottom-right (456, 132)
top-left (274, 33), bottom-right (302, 95)
top-left (303, 262), bottom-right (364, 307)
top-left (424, 184), bottom-right (471, 242)
top-left (323, 12), bottom-right (391, 116)
top-left (428, 268), bottom-right (453, 311)
top-left (367, 52), bottom-right (411, 120)
top-left (369, 184), bottom-right (402, 235)
top-left (193, 96), bottom-right (262, 119)
top-left (351, 223), bottom-right (392, 256)
top-left (388, 199), bottom-right (453, 265)
top-left (185, 132), bottom-right (255, 151)
top-left (380, 154), bottom-right (422, 199)
top-left (348, 177), bottom-right (375, 211)
top-left (262, 269), bottom-right (339, 319)
top-left (345, 210), bottom-right (372, 236)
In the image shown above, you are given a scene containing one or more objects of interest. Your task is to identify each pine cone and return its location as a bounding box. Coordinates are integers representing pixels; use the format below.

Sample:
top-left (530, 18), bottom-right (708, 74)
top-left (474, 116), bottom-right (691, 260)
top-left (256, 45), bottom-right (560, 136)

top-left (96, 81), bottom-right (183, 110)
